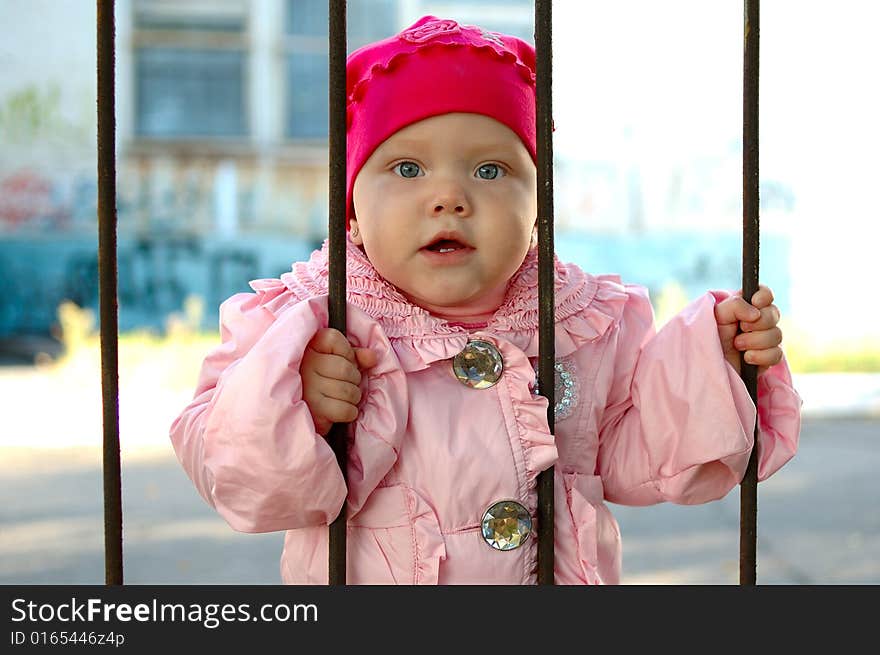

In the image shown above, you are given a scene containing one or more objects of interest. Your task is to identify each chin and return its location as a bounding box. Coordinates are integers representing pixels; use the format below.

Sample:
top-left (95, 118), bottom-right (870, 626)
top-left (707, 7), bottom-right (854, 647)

top-left (408, 289), bottom-right (476, 310)
top-left (419, 295), bottom-right (468, 308)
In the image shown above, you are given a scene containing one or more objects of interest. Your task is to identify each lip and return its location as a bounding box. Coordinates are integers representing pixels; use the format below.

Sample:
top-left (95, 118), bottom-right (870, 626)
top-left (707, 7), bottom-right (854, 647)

top-left (418, 230), bottom-right (475, 266)
top-left (420, 230), bottom-right (474, 251)
top-left (419, 245), bottom-right (475, 265)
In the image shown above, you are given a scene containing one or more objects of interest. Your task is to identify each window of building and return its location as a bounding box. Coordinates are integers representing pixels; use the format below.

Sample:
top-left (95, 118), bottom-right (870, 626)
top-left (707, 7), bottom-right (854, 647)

top-left (130, 0), bottom-right (533, 144)
top-left (133, 0), bottom-right (248, 138)
top-left (284, 0), bottom-right (397, 140)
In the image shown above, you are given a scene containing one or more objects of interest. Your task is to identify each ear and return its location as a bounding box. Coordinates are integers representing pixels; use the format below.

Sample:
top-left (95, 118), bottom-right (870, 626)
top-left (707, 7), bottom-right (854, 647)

top-left (349, 218), bottom-right (364, 246)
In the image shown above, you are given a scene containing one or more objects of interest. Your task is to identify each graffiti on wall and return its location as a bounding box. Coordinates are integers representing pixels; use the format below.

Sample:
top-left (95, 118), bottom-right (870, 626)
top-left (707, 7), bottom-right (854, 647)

top-left (0, 165), bottom-right (223, 234)
top-left (0, 152), bottom-right (321, 340)
top-left (0, 170), bottom-right (98, 231)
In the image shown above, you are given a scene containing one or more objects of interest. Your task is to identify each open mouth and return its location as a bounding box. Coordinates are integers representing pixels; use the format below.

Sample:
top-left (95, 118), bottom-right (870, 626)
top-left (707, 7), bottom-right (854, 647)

top-left (424, 238), bottom-right (468, 253)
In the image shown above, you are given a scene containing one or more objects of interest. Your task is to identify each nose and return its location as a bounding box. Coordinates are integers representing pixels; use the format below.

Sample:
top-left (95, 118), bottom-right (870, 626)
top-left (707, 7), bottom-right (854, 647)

top-left (428, 180), bottom-right (471, 217)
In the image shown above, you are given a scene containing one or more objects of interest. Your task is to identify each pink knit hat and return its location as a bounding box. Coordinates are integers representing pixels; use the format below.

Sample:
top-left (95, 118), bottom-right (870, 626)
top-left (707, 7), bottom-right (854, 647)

top-left (345, 15), bottom-right (538, 226)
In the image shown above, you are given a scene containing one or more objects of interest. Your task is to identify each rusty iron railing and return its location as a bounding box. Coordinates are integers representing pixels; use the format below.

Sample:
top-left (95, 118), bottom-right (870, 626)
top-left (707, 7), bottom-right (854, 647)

top-left (97, 0), bottom-right (123, 586)
top-left (327, 0), bottom-right (349, 586)
top-left (96, 0), bottom-right (762, 587)
top-left (740, 0), bottom-right (761, 586)
top-left (534, 0), bottom-right (556, 586)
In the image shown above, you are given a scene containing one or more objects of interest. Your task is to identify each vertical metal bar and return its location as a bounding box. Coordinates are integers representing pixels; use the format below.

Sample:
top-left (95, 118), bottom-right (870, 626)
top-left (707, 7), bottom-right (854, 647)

top-left (740, 0), bottom-right (760, 586)
top-left (97, 0), bottom-right (123, 586)
top-left (535, 0), bottom-right (555, 585)
top-left (327, 0), bottom-right (348, 586)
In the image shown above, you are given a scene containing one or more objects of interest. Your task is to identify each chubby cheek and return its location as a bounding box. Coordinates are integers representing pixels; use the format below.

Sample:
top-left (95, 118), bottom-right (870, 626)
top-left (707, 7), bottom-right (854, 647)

top-left (502, 236), bottom-right (532, 279)
top-left (361, 233), bottom-right (425, 293)
top-left (493, 219), bottom-right (533, 260)
top-left (361, 238), bottom-right (400, 280)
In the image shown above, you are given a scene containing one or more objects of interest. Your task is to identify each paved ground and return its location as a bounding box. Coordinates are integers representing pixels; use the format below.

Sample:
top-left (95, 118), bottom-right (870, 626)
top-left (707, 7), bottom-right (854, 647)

top-left (1, 417), bottom-right (876, 585)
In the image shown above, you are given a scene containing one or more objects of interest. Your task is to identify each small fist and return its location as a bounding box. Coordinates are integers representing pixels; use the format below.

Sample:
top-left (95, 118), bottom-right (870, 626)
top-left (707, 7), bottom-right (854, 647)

top-left (714, 284), bottom-right (783, 376)
top-left (300, 328), bottom-right (378, 436)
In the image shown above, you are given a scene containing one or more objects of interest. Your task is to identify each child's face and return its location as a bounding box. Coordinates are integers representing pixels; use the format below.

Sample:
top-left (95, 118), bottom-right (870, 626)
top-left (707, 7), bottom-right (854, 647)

top-left (351, 112), bottom-right (537, 315)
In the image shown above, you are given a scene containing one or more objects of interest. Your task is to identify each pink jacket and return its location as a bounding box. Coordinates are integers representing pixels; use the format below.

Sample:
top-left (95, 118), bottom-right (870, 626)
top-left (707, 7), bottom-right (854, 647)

top-left (170, 241), bottom-right (801, 584)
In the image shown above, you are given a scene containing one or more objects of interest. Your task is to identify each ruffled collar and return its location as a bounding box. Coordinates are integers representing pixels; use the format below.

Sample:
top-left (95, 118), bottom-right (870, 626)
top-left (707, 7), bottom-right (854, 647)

top-left (284, 239), bottom-right (593, 330)
top-left (251, 238), bottom-right (629, 367)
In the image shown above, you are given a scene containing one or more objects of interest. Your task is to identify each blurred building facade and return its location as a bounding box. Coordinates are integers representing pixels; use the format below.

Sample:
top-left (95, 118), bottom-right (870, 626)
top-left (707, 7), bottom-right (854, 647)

top-left (1, 0), bottom-right (797, 348)
top-left (0, 0), bottom-right (537, 341)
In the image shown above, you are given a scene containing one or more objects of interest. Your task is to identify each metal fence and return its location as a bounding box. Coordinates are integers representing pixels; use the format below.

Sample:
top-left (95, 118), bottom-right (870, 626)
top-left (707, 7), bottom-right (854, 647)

top-left (96, 0), bottom-right (762, 586)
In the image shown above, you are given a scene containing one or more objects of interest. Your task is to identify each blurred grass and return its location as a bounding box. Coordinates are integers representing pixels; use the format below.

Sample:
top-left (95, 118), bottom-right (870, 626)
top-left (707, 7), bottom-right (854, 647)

top-left (49, 296), bottom-right (219, 391)
top-left (41, 295), bottom-right (880, 377)
top-left (651, 282), bottom-right (880, 374)
top-left (781, 330), bottom-right (880, 373)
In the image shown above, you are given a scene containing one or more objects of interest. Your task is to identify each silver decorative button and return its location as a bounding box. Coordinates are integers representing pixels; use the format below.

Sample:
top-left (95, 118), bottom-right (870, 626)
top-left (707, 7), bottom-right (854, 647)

top-left (481, 500), bottom-right (532, 551)
top-left (532, 357), bottom-right (579, 421)
top-left (452, 339), bottom-right (503, 389)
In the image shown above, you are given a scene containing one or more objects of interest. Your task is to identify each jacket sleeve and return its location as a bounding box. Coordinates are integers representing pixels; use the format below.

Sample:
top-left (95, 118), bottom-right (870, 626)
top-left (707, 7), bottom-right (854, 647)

top-left (169, 292), bottom-right (347, 533)
top-left (596, 288), bottom-right (801, 506)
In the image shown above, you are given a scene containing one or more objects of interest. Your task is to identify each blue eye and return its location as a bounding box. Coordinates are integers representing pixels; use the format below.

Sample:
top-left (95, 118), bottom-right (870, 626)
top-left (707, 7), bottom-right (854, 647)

top-left (395, 161), bottom-right (421, 178)
top-left (477, 163), bottom-right (503, 180)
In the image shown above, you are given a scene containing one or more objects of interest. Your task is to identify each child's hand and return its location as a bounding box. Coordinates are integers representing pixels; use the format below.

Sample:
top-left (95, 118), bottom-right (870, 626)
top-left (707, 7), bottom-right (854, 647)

top-left (300, 328), bottom-right (379, 436)
top-left (714, 284), bottom-right (783, 376)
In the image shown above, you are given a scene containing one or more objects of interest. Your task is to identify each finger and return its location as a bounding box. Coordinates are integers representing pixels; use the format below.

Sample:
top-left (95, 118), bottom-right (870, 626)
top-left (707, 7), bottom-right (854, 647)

top-left (715, 296), bottom-right (761, 326)
top-left (750, 284), bottom-right (775, 309)
top-left (309, 328), bottom-right (356, 363)
top-left (315, 395), bottom-right (359, 424)
top-left (319, 380), bottom-right (362, 406)
top-left (734, 327), bottom-right (782, 352)
top-left (744, 346), bottom-right (783, 368)
top-left (312, 413), bottom-right (332, 437)
top-left (739, 304), bottom-right (781, 332)
top-left (354, 347), bottom-right (378, 370)
top-left (311, 353), bottom-right (362, 385)
top-left (716, 320), bottom-right (739, 345)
